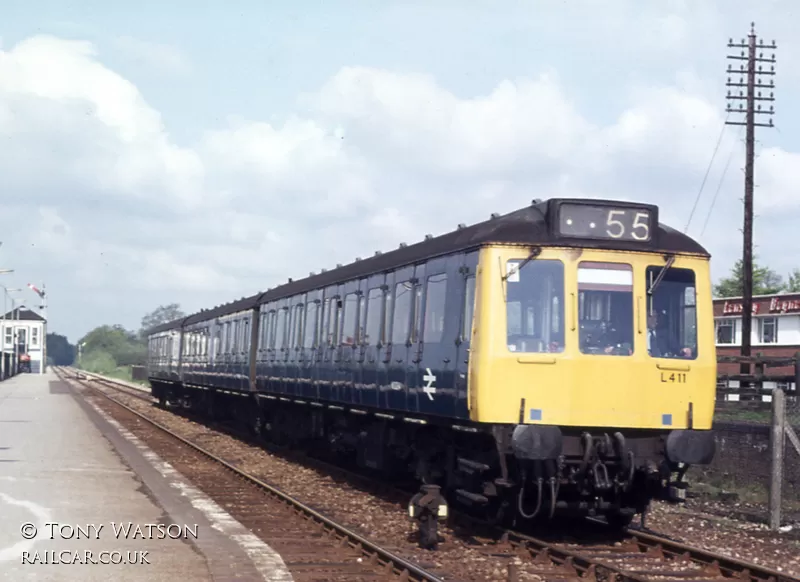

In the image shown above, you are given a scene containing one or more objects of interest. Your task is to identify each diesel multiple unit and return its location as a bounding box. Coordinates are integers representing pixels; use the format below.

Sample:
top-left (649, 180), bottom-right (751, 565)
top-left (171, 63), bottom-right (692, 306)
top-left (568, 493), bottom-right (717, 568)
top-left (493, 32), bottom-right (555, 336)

top-left (146, 198), bottom-right (716, 528)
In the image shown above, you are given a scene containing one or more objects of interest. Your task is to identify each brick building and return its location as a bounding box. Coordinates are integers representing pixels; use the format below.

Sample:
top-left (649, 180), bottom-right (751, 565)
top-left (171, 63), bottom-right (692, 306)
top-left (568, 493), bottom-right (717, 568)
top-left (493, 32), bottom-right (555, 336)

top-left (714, 292), bottom-right (799, 388)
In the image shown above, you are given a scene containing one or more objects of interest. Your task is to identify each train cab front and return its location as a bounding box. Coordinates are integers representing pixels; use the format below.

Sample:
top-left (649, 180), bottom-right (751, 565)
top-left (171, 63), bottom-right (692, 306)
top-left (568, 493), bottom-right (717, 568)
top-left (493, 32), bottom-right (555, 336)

top-left (470, 243), bottom-right (718, 524)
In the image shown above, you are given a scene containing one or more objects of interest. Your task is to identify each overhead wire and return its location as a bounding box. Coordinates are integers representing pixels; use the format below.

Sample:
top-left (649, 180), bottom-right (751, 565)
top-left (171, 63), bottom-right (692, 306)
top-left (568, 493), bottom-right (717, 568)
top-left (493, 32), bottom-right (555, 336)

top-left (683, 111), bottom-right (731, 234)
top-left (700, 124), bottom-right (744, 238)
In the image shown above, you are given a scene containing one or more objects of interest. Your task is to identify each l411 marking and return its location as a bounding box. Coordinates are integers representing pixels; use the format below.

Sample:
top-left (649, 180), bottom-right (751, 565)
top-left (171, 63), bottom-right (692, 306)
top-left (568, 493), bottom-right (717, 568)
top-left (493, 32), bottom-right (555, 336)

top-left (661, 372), bottom-right (687, 383)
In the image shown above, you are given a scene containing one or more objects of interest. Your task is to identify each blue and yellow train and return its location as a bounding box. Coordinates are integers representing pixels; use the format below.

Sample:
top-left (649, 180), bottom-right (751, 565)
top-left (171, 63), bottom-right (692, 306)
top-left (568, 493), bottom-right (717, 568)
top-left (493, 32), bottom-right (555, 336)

top-left (146, 197), bottom-right (716, 529)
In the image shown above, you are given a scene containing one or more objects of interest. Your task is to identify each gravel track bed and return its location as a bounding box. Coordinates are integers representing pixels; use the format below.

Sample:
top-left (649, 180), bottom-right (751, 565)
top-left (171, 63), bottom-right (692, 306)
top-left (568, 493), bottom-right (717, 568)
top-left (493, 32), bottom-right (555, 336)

top-left (78, 388), bottom-right (431, 581)
top-left (79, 375), bottom-right (800, 580)
top-left (80, 383), bottom-right (542, 581)
top-left (642, 501), bottom-right (800, 577)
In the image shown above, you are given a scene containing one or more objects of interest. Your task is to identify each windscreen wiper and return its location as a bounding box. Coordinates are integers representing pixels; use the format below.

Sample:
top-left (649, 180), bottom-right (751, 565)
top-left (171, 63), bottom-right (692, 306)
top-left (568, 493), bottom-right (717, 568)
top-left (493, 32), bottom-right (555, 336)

top-left (502, 247), bottom-right (542, 282)
top-left (647, 254), bottom-right (676, 297)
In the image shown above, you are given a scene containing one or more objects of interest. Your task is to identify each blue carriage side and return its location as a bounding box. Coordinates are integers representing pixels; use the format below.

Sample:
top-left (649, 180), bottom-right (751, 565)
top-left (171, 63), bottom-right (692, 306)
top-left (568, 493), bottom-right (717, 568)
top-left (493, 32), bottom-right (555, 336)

top-left (150, 249), bottom-right (479, 423)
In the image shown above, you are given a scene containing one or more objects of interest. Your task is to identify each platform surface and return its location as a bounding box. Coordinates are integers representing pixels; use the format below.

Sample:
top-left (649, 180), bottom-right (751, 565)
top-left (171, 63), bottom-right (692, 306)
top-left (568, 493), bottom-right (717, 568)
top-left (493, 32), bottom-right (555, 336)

top-left (0, 371), bottom-right (292, 581)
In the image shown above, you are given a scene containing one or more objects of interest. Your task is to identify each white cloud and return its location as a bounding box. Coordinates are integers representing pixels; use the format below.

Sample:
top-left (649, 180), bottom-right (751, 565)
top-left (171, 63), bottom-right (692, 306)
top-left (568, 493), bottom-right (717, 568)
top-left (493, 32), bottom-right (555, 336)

top-left (113, 36), bottom-right (191, 75)
top-left (308, 67), bottom-right (592, 176)
top-left (0, 35), bottom-right (204, 213)
top-left (1, 31), bottom-right (799, 340)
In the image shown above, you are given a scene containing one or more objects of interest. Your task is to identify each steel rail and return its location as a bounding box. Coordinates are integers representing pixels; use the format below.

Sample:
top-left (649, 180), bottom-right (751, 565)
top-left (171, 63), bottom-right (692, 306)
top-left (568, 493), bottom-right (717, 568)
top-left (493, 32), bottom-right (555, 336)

top-left (624, 526), bottom-right (793, 582)
top-left (57, 367), bottom-right (444, 582)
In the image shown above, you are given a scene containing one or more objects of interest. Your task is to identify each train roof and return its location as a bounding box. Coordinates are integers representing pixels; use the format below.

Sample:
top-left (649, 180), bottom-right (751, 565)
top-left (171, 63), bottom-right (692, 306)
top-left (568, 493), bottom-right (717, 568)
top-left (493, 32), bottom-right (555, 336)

top-left (147, 197), bottom-right (709, 335)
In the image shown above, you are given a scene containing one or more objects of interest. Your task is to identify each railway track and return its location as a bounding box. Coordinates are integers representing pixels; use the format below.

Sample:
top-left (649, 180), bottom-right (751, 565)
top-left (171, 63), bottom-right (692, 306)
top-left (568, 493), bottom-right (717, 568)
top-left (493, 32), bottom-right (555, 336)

top-left (61, 368), bottom-right (799, 582)
top-left (56, 368), bottom-right (444, 582)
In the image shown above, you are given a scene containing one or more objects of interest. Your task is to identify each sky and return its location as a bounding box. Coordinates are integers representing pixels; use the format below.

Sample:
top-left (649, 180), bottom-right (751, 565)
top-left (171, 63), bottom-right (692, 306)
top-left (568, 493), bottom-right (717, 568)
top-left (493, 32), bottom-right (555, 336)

top-left (1, 0), bottom-right (799, 344)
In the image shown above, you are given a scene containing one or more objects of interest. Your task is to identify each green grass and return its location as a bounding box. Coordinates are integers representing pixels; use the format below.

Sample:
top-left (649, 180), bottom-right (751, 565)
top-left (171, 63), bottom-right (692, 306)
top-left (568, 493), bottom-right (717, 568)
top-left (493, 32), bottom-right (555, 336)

top-left (75, 360), bottom-right (149, 387)
top-left (713, 408), bottom-right (772, 424)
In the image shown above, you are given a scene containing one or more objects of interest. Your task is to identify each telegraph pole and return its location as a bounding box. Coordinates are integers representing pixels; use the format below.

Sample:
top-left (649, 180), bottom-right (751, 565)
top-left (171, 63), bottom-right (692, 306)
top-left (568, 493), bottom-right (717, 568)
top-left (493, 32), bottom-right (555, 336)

top-left (725, 23), bottom-right (776, 367)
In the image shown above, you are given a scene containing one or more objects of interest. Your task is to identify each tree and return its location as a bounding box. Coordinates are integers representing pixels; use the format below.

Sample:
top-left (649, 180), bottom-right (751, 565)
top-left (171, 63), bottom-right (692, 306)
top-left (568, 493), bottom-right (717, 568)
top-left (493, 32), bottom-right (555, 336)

top-left (713, 258), bottom-right (786, 298)
top-left (46, 333), bottom-right (76, 365)
top-left (140, 304), bottom-right (185, 337)
top-left (787, 268), bottom-right (800, 293)
top-left (77, 324), bottom-right (147, 371)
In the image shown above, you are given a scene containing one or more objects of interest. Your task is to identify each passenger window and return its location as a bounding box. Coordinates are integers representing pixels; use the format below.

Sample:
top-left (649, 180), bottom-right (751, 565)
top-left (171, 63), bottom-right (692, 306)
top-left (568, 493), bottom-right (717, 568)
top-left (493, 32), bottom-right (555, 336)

top-left (365, 288), bottom-right (384, 346)
top-left (462, 275), bottom-right (476, 342)
top-left (357, 294), bottom-right (367, 344)
top-left (331, 298), bottom-right (343, 346)
top-left (284, 308), bottom-right (292, 348)
top-left (392, 281), bottom-right (413, 345)
top-left (505, 259), bottom-right (565, 353)
top-left (411, 284), bottom-right (423, 343)
top-left (295, 305), bottom-right (306, 348)
top-left (578, 262), bottom-right (633, 356)
top-left (265, 311), bottom-right (275, 349)
top-left (645, 266), bottom-right (697, 360)
top-left (274, 308), bottom-right (287, 349)
top-left (303, 302), bottom-right (318, 349)
top-left (424, 273), bottom-right (448, 343)
top-left (383, 291), bottom-right (393, 345)
top-left (290, 304), bottom-right (303, 348)
top-left (320, 299), bottom-right (331, 346)
top-left (341, 293), bottom-right (358, 345)
top-left (259, 312), bottom-right (269, 351)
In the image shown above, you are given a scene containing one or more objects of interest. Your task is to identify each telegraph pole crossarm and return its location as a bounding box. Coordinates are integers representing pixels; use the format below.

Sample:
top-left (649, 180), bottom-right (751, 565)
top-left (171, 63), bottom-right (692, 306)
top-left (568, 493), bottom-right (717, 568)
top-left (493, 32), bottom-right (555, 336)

top-left (724, 22), bottom-right (777, 377)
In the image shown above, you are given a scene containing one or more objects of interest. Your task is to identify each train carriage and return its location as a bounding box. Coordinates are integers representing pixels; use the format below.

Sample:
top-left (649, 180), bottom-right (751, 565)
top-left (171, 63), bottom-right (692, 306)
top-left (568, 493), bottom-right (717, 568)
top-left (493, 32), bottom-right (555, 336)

top-left (147, 197), bottom-right (716, 532)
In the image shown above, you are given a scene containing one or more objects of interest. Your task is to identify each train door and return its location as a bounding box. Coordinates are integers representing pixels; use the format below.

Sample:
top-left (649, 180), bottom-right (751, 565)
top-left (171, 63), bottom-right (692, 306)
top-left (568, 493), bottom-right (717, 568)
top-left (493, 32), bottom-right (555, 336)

top-left (273, 299), bottom-right (290, 395)
top-left (211, 320), bottom-right (221, 385)
top-left (262, 305), bottom-right (277, 392)
top-left (239, 314), bottom-right (251, 392)
top-left (201, 324), bottom-right (211, 386)
top-left (352, 278), bottom-right (369, 406)
top-left (172, 330), bottom-right (181, 380)
top-left (386, 265), bottom-right (417, 412)
top-left (228, 316), bottom-right (242, 390)
top-left (318, 285), bottom-right (340, 401)
top-left (414, 256), bottom-right (456, 417)
top-left (455, 251), bottom-right (479, 419)
top-left (299, 291), bottom-right (321, 400)
top-left (361, 272), bottom-right (386, 409)
top-left (285, 296), bottom-right (304, 397)
top-left (181, 327), bottom-right (190, 384)
top-left (335, 279), bottom-right (361, 405)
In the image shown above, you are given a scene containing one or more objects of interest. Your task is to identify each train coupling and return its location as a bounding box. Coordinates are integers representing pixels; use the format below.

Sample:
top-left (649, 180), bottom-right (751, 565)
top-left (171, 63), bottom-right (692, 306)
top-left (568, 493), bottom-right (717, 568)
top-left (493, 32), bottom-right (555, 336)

top-left (408, 484), bottom-right (448, 550)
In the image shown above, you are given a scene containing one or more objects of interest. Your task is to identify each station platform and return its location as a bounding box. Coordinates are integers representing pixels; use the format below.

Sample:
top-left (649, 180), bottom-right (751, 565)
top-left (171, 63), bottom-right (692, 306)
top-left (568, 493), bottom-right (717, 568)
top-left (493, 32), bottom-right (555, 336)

top-left (0, 370), bottom-right (292, 581)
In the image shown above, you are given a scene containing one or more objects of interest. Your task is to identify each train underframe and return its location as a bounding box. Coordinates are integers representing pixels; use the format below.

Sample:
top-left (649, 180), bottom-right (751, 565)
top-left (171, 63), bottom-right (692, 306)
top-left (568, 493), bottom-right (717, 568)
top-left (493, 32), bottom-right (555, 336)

top-left (151, 379), bottom-right (715, 538)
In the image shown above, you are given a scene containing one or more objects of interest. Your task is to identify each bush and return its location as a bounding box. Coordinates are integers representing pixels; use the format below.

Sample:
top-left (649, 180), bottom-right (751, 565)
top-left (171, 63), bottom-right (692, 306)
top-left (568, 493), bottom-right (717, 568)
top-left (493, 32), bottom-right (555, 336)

top-left (79, 350), bottom-right (118, 375)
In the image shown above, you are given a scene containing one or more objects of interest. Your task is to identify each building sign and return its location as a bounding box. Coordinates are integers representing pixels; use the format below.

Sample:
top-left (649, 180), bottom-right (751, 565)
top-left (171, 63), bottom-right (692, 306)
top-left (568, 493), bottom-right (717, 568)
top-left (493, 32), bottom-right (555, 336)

top-left (721, 301), bottom-right (760, 315)
top-left (720, 297), bottom-right (800, 315)
top-left (769, 297), bottom-right (800, 313)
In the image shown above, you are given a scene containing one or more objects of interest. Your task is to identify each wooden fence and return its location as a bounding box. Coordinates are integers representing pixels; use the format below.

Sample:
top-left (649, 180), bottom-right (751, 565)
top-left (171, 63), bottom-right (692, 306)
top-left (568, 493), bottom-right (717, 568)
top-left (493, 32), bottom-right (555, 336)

top-left (715, 353), bottom-right (799, 530)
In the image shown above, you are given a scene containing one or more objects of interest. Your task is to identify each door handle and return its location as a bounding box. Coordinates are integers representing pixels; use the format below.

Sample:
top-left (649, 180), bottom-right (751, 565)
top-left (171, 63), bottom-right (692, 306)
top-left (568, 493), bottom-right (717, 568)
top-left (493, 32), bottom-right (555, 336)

top-left (657, 363), bottom-right (691, 372)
